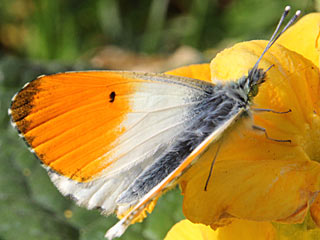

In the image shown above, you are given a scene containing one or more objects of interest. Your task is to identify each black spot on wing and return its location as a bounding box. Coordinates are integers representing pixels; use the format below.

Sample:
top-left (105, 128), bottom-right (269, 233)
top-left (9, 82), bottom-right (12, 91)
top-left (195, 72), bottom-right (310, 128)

top-left (109, 91), bottom-right (116, 103)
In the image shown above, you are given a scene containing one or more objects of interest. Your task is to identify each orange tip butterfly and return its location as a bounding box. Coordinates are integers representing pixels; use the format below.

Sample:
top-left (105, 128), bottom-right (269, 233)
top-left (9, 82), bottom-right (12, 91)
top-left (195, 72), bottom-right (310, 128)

top-left (9, 6), bottom-right (300, 239)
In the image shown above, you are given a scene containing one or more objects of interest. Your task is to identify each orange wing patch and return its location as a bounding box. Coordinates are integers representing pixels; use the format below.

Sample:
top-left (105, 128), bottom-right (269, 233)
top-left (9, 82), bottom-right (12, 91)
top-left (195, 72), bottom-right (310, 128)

top-left (10, 72), bottom-right (136, 182)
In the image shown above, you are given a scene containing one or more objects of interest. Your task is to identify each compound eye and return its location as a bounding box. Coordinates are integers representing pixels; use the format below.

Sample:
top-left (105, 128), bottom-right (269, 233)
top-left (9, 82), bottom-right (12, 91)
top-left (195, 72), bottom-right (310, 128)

top-left (250, 85), bottom-right (259, 98)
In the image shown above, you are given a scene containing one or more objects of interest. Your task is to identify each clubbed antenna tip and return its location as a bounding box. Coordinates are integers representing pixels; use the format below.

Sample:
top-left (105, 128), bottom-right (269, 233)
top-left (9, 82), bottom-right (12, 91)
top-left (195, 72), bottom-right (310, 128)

top-left (253, 6), bottom-right (301, 71)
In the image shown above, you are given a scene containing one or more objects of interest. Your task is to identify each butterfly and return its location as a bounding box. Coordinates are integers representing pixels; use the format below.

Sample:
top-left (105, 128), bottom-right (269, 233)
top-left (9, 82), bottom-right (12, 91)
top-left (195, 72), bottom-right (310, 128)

top-left (9, 6), bottom-right (300, 239)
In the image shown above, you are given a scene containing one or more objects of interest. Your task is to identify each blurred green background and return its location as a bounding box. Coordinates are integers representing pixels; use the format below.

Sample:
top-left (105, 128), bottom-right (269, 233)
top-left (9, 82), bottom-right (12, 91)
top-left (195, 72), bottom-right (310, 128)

top-left (0, 0), bottom-right (317, 239)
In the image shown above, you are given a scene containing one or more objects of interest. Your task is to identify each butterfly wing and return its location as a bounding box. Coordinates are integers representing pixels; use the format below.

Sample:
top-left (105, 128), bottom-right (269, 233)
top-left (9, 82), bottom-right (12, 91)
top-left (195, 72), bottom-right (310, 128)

top-left (9, 71), bottom-right (220, 214)
top-left (105, 108), bottom-right (245, 239)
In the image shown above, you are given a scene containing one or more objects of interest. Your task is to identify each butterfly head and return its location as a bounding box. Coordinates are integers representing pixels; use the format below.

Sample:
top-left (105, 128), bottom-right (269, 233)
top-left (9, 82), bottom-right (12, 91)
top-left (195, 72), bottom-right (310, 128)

top-left (246, 67), bottom-right (266, 100)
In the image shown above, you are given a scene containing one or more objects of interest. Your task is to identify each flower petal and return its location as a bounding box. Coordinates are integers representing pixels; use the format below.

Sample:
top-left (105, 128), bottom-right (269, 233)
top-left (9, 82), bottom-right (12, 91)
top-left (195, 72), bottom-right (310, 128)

top-left (310, 193), bottom-right (320, 227)
top-left (273, 214), bottom-right (320, 240)
top-left (218, 219), bottom-right (275, 240)
top-left (165, 63), bottom-right (211, 82)
top-left (181, 129), bottom-right (320, 225)
top-left (165, 219), bottom-right (275, 240)
top-left (277, 13), bottom-right (320, 67)
top-left (180, 40), bottom-right (320, 227)
top-left (210, 40), bottom-right (320, 161)
top-left (165, 219), bottom-right (218, 240)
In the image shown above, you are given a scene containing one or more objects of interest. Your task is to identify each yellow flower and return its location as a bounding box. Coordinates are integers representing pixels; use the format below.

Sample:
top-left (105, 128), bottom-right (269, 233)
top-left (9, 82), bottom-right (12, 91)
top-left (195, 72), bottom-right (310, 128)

top-left (165, 217), bottom-right (320, 240)
top-left (166, 12), bottom-right (320, 239)
top-left (165, 219), bottom-right (275, 240)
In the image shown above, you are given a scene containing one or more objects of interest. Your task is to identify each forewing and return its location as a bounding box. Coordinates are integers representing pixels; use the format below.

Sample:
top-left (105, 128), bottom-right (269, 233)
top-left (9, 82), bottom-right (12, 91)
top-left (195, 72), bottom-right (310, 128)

top-left (9, 71), bottom-right (214, 213)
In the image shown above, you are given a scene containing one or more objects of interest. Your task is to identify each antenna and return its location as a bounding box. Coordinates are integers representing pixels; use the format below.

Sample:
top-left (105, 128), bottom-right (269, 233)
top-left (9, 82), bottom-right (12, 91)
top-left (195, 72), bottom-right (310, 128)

top-left (252, 6), bottom-right (301, 71)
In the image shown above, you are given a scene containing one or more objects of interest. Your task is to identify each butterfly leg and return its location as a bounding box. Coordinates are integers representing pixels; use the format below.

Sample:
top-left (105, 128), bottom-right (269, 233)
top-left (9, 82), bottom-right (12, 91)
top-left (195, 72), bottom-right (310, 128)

top-left (252, 125), bottom-right (291, 143)
top-left (204, 139), bottom-right (223, 191)
top-left (252, 108), bottom-right (291, 114)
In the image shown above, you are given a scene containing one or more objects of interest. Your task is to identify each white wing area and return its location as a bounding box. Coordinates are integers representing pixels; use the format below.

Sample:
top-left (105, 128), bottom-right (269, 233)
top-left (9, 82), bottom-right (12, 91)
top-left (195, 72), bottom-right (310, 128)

top-left (48, 72), bottom-right (212, 215)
